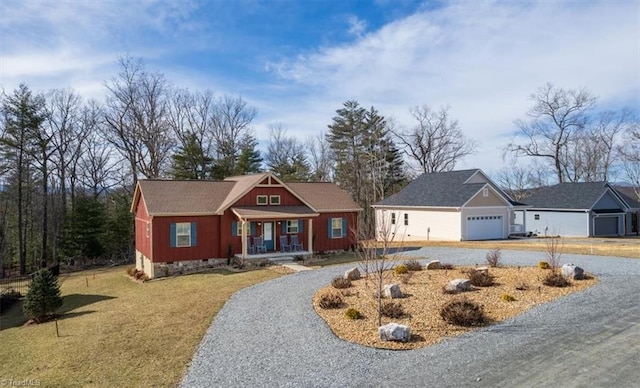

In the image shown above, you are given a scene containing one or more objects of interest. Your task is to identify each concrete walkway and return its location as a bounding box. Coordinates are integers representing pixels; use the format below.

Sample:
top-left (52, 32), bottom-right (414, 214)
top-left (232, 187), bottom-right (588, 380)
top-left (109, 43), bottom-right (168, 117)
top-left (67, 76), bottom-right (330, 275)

top-left (280, 262), bottom-right (313, 272)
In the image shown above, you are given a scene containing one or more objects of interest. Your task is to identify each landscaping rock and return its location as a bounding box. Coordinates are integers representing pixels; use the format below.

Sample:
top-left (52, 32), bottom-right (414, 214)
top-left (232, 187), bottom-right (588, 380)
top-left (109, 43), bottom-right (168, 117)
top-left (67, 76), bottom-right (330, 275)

top-left (383, 284), bottom-right (403, 298)
top-left (344, 267), bottom-right (361, 280)
top-left (446, 279), bottom-right (472, 292)
top-left (561, 263), bottom-right (585, 280)
top-left (378, 322), bottom-right (411, 342)
top-left (426, 260), bottom-right (443, 270)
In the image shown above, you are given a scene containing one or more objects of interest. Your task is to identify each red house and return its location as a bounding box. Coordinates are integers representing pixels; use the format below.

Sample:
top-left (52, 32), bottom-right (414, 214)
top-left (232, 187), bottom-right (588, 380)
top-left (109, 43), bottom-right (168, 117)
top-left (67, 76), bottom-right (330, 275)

top-left (130, 173), bottom-right (361, 278)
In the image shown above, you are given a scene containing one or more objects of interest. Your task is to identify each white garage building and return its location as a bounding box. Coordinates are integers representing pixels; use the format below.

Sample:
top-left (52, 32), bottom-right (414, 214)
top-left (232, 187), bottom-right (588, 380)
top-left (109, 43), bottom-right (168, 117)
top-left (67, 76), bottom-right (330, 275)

top-left (373, 169), bottom-right (522, 241)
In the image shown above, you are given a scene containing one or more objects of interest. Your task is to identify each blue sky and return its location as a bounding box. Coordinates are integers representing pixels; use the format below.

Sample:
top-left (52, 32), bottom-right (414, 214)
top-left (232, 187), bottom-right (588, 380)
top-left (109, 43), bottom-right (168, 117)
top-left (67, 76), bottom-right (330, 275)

top-left (1, 0), bottom-right (639, 177)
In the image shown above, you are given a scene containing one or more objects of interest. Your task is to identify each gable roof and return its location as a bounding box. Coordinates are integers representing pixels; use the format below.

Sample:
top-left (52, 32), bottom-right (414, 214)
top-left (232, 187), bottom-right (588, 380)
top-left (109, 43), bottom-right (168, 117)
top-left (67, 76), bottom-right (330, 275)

top-left (374, 169), bottom-right (514, 208)
top-left (613, 186), bottom-right (640, 209)
top-left (522, 182), bottom-right (625, 210)
top-left (131, 173), bottom-right (362, 216)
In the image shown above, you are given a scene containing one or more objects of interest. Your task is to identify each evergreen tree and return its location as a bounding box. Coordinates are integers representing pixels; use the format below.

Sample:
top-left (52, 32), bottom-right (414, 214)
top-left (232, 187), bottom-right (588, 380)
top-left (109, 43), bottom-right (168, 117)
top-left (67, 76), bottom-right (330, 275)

top-left (169, 132), bottom-right (213, 179)
top-left (23, 268), bottom-right (63, 322)
top-left (104, 192), bottom-right (134, 262)
top-left (235, 133), bottom-right (263, 175)
top-left (60, 195), bottom-right (106, 262)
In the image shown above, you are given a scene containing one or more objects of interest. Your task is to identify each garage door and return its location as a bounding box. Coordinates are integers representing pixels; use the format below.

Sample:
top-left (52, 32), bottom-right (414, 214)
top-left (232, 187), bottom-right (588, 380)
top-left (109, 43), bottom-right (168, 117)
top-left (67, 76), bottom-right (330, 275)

top-left (594, 216), bottom-right (618, 236)
top-left (466, 215), bottom-right (503, 240)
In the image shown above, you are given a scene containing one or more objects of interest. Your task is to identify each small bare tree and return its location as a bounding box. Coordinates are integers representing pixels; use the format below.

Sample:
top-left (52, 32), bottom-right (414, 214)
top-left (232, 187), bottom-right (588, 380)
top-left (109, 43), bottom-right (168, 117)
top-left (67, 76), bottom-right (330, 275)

top-left (545, 234), bottom-right (564, 272)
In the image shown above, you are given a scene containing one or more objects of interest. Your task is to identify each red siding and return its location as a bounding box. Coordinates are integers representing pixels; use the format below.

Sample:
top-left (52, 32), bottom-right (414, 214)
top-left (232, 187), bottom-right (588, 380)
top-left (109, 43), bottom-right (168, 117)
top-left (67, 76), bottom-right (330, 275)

top-left (152, 215), bottom-right (221, 262)
top-left (135, 196), bottom-right (152, 259)
top-left (313, 212), bottom-right (359, 252)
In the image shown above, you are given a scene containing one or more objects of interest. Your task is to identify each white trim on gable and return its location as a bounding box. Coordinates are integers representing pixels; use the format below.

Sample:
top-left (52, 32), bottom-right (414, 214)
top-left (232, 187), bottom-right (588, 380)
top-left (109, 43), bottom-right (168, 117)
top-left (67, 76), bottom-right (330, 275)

top-left (461, 184), bottom-right (513, 208)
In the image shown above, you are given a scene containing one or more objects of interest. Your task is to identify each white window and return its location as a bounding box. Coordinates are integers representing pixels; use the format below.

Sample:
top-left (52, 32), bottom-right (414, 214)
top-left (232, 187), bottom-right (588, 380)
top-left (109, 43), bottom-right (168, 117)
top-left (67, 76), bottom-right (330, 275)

top-left (270, 195), bottom-right (280, 205)
top-left (482, 188), bottom-right (489, 197)
top-left (391, 213), bottom-right (396, 225)
top-left (331, 218), bottom-right (343, 239)
top-left (176, 223), bottom-right (191, 247)
top-left (404, 213), bottom-right (409, 226)
top-left (286, 220), bottom-right (299, 234)
top-left (257, 195), bottom-right (268, 205)
top-left (236, 222), bottom-right (250, 236)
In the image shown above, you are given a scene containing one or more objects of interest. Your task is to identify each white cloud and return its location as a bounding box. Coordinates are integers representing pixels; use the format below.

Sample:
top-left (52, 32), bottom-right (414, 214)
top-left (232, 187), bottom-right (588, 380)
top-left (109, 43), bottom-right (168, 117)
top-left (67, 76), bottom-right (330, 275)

top-left (347, 15), bottom-right (367, 37)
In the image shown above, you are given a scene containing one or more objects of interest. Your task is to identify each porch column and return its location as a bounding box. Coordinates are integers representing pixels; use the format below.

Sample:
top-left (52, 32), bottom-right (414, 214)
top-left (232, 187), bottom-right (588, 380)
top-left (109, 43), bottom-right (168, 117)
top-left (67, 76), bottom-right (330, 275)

top-left (307, 218), bottom-right (313, 254)
top-left (241, 219), bottom-right (247, 260)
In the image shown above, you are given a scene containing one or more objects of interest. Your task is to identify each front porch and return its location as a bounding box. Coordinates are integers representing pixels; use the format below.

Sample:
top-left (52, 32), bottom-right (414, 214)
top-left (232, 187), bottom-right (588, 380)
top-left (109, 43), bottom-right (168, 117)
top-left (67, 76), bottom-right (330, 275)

top-left (235, 250), bottom-right (313, 262)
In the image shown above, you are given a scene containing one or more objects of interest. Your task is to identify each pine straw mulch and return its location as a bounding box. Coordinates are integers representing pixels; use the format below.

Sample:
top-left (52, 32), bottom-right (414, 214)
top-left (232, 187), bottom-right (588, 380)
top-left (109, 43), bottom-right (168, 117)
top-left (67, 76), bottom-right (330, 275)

top-left (313, 266), bottom-right (598, 350)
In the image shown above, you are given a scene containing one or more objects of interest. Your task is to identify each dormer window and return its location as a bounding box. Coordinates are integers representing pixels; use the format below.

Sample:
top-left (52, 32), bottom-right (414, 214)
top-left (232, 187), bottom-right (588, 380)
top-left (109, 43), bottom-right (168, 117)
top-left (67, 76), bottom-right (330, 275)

top-left (270, 195), bottom-right (280, 205)
top-left (257, 195), bottom-right (268, 205)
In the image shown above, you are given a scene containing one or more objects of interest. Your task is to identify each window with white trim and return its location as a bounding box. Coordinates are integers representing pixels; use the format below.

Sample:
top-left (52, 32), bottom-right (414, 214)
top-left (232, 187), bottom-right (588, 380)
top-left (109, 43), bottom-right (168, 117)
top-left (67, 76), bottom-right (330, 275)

top-left (236, 222), bottom-right (250, 236)
top-left (331, 218), bottom-right (343, 239)
top-left (286, 220), bottom-right (299, 234)
top-left (404, 213), bottom-right (409, 226)
top-left (270, 195), bottom-right (280, 205)
top-left (176, 223), bottom-right (191, 247)
top-left (257, 195), bottom-right (268, 205)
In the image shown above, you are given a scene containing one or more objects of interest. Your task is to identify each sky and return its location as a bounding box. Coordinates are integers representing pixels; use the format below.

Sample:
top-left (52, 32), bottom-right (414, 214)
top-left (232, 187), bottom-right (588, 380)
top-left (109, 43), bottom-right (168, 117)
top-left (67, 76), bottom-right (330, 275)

top-left (1, 0), bottom-right (639, 178)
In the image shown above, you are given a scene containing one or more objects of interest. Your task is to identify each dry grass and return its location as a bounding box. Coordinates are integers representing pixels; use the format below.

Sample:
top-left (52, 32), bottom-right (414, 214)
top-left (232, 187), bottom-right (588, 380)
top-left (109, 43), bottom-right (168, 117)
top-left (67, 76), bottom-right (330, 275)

top-left (0, 266), bottom-right (281, 387)
top-left (313, 266), bottom-right (597, 350)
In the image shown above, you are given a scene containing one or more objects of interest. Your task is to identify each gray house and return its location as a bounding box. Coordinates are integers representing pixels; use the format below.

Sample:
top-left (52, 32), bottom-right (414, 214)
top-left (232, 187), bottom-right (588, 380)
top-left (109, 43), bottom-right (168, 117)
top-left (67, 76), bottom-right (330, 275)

top-left (515, 182), bottom-right (638, 237)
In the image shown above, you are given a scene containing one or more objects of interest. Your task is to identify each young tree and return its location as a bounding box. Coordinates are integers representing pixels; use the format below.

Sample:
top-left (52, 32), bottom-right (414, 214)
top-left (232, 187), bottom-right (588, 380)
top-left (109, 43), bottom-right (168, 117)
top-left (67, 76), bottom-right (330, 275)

top-left (394, 105), bottom-right (477, 174)
top-left (23, 268), bottom-right (63, 322)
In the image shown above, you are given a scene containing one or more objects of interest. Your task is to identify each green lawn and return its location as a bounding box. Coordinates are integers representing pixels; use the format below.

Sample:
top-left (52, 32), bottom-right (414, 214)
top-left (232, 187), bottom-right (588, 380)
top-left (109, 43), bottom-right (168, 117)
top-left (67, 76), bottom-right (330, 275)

top-left (0, 266), bottom-right (281, 387)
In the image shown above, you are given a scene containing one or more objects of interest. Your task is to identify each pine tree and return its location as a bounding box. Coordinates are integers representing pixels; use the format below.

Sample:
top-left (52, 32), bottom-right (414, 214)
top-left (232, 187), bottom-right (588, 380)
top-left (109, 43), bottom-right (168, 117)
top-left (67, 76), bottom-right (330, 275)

top-left (169, 132), bottom-right (214, 179)
top-left (23, 268), bottom-right (63, 322)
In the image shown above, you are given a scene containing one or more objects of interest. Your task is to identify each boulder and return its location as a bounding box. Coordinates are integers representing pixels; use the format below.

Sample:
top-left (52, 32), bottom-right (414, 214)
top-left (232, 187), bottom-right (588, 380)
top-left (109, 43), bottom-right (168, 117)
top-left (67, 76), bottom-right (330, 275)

top-left (344, 267), bottom-right (361, 280)
top-left (561, 263), bottom-right (585, 280)
top-left (426, 260), bottom-right (443, 270)
top-left (383, 284), bottom-right (403, 299)
top-left (445, 278), bottom-right (472, 292)
top-left (378, 323), bottom-right (411, 342)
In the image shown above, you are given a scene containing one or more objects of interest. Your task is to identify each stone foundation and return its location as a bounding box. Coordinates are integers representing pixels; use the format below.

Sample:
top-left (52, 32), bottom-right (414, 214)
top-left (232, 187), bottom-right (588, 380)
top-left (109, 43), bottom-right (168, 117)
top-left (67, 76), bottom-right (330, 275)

top-left (135, 251), bottom-right (226, 279)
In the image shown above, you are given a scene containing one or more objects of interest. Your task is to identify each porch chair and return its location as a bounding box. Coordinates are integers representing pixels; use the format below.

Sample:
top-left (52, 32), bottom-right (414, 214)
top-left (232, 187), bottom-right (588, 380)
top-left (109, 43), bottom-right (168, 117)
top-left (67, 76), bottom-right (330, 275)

top-left (279, 235), bottom-right (291, 252)
top-left (253, 236), bottom-right (267, 254)
top-left (245, 236), bottom-right (255, 255)
top-left (290, 235), bottom-right (303, 251)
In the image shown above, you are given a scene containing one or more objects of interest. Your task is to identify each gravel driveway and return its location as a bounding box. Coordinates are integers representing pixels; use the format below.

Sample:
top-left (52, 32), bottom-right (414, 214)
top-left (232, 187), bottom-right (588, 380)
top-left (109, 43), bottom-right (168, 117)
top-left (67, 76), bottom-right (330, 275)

top-left (181, 248), bottom-right (640, 387)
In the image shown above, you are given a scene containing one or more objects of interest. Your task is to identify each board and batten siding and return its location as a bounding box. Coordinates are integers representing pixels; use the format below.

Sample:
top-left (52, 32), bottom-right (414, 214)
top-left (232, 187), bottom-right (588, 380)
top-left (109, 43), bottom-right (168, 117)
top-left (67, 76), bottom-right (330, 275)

top-left (375, 208), bottom-right (461, 241)
top-left (524, 210), bottom-right (589, 237)
top-left (152, 215), bottom-right (222, 262)
top-left (134, 195), bottom-right (152, 259)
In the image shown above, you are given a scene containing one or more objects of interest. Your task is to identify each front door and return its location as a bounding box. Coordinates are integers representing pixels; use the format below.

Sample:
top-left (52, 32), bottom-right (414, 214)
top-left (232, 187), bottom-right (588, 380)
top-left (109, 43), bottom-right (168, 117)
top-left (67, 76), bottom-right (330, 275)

top-left (263, 222), bottom-right (274, 251)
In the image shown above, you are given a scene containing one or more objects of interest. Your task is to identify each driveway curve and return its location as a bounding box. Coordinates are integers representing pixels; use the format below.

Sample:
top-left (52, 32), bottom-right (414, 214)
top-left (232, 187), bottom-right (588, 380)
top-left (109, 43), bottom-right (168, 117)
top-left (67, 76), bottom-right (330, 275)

top-left (181, 248), bottom-right (640, 387)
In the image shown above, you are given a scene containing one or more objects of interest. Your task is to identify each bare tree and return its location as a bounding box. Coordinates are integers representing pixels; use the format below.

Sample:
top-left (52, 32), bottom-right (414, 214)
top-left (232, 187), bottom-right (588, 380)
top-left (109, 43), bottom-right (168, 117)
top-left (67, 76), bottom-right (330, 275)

top-left (78, 132), bottom-right (120, 198)
top-left (103, 56), bottom-right (174, 183)
top-left (619, 122), bottom-right (640, 200)
top-left (265, 124), bottom-right (310, 181)
top-left (394, 105), bottom-right (476, 174)
top-left (306, 132), bottom-right (333, 182)
top-left (506, 83), bottom-right (597, 183)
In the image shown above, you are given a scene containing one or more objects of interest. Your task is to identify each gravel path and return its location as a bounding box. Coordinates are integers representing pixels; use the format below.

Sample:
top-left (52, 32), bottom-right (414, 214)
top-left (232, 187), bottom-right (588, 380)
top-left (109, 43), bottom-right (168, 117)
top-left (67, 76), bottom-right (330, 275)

top-left (181, 248), bottom-right (640, 387)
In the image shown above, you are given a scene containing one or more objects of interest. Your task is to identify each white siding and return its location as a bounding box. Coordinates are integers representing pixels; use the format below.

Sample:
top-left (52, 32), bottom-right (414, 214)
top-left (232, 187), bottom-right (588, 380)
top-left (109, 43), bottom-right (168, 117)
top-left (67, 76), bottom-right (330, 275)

top-left (375, 208), bottom-right (461, 241)
top-left (524, 210), bottom-right (589, 237)
top-left (461, 207), bottom-right (510, 240)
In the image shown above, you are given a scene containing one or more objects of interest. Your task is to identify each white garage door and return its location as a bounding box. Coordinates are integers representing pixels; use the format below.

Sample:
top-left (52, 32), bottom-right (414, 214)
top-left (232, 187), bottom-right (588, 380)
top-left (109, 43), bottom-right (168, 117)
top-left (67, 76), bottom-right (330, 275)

top-left (466, 215), bottom-right (503, 240)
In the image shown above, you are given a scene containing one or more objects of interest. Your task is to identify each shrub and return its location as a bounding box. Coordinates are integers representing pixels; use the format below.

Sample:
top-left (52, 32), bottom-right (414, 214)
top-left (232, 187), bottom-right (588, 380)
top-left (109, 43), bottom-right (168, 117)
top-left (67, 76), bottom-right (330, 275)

top-left (318, 292), bottom-right (344, 309)
top-left (538, 261), bottom-right (550, 269)
top-left (399, 272), bottom-right (413, 285)
top-left (331, 276), bottom-right (352, 289)
top-left (126, 267), bottom-right (137, 276)
top-left (23, 269), bottom-right (63, 322)
top-left (468, 269), bottom-right (495, 287)
top-left (441, 263), bottom-right (455, 270)
top-left (501, 294), bottom-right (516, 302)
top-left (344, 308), bottom-right (363, 320)
top-left (405, 260), bottom-right (423, 271)
top-left (485, 249), bottom-right (502, 267)
top-left (543, 272), bottom-right (570, 288)
top-left (0, 289), bottom-right (22, 312)
top-left (394, 264), bottom-right (408, 275)
top-left (381, 301), bottom-right (405, 318)
top-left (440, 297), bottom-right (486, 326)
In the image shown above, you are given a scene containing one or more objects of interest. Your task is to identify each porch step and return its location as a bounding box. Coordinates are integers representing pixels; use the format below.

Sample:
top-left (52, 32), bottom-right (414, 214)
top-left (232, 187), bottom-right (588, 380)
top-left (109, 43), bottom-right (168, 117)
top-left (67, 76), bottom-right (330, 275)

top-left (281, 263), bottom-right (313, 272)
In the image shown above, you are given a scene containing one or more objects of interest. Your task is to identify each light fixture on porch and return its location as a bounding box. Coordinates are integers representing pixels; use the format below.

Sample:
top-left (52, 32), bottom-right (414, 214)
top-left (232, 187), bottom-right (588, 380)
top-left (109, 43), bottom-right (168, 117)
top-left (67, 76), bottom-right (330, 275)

top-left (258, 222), bottom-right (261, 226)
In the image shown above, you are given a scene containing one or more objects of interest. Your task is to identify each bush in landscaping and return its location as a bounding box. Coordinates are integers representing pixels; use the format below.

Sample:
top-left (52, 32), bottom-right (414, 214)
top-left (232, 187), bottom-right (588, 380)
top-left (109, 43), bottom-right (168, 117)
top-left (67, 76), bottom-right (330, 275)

top-left (344, 308), bottom-right (363, 320)
top-left (542, 272), bottom-right (570, 287)
top-left (394, 264), bottom-right (408, 275)
top-left (23, 269), bottom-right (63, 322)
top-left (501, 293), bottom-right (516, 302)
top-left (485, 249), bottom-right (502, 267)
top-left (126, 267), bottom-right (137, 276)
top-left (468, 269), bottom-right (495, 287)
top-left (538, 261), bottom-right (550, 269)
top-left (441, 263), bottom-right (455, 270)
top-left (331, 276), bottom-right (352, 289)
top-left (405, 260), bottom-right (423, 271)
top-left (440, 297), bottom-right (486, 326)
top-left (381, 301), bottom-right (405, 318)
top-left (318, 291), bottom-right (344, 309)
top-left (0, 289), bottom-right (22, 312)
top-left (399, 272), bottom-right (413, 285)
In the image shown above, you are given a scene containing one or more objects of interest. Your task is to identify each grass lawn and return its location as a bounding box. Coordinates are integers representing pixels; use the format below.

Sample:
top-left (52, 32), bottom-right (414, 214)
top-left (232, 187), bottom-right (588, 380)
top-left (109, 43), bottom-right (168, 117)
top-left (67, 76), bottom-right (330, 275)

top-left (0, 266), bottom-right (281, 387)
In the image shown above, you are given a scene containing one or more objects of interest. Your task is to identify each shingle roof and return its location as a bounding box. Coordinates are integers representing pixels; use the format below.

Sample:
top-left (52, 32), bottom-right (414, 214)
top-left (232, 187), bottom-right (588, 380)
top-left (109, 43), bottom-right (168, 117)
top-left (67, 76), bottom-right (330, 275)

top-left (134, 174), bottom-right (362, 216)
top-left (522, 182), bottom-right (618, 210)
top-left (374, 169), bottom-right (510, 207)
top-left (287, 182), bottom-right (363, 211)
top-left (231, 206), bottom-right (319, 219)
top-left (613, 186), bottom-right (640, 209)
